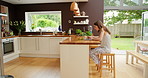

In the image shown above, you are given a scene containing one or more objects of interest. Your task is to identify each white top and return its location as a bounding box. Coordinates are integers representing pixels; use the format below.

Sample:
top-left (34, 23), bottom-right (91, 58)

top-left (100, 32), bottom-right (111, 52)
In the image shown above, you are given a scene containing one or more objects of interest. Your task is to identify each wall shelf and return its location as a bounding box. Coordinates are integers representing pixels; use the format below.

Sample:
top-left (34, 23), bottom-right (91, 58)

top-left (73, 15), bottom-right (89, 26)
top-left (73, 23), bottom-right (89, 25)
top-left (73, 16), bottom-right (89, 18)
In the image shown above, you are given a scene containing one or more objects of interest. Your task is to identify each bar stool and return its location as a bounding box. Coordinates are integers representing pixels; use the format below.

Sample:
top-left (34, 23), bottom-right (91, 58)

top-left (98, 53), bottom-right (116, 78)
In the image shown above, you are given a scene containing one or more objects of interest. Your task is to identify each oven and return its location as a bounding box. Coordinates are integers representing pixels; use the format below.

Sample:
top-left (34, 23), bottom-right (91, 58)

top-left (2, 38), bottom-right (14, 55)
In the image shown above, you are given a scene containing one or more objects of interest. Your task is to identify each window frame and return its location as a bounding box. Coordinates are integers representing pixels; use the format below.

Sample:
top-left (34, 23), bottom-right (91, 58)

top-left (25, 11), bottom-right (62, 32)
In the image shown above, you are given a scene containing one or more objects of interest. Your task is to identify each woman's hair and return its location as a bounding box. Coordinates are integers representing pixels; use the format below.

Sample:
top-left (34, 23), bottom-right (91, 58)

top-left (94, 20), bottom-right (111, 35)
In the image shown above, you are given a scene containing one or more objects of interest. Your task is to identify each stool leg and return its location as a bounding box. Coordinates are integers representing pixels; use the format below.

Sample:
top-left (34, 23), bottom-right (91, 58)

top-left (113, 55), bottom-right (116, 78)
top-left (126, 52), bottom-right (129, 64)
top-left (111, 56), bottom-right (113, 73)
top-left (100, 55), bottom-right (103, 77)
top-left (106, 56), bottom-right (108, 67)
top-left (97, 54), bottom-right (100, 71)
top-left (131, 56), bottom-right (134, 64)
top-left (136, 59), bottom-right (138, 63)
top-left (108, 55), bottom-right (111, 72)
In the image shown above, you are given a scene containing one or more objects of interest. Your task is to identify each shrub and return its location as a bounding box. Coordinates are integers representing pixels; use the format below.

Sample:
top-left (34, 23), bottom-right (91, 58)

top-left (37, 19), bottom-right (58, 28)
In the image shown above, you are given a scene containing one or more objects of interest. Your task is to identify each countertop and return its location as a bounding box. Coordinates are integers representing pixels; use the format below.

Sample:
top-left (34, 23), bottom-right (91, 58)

top-left (2, 35), bottom-right (70, 39)
top-left (20, 35), bottom-right (70, 37)
top-left (2, 36), bottom-right (19, 39)
top-left (60, 36), bottom-right (101, 45)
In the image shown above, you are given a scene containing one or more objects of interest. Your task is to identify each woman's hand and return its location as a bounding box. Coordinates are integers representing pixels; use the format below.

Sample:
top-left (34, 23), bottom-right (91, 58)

top-left (87, 36), bottom-right (94, 40)
top-left (87, 36), bottom-right (100, 41)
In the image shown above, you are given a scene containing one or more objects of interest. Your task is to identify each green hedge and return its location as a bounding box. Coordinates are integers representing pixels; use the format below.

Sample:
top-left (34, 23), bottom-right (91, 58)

top-left (37, 19), bottom-right (58, 28)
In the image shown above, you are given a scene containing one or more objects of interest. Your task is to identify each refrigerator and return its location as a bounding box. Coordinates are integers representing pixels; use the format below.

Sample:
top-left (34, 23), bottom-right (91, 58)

top-left (142, 11), bottom-right (148, 36)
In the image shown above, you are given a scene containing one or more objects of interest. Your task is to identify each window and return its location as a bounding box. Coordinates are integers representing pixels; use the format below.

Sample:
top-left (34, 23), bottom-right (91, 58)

top-left (25, 11), bottom-right (62, 32)
top-left (123, 0), bottom-right (139, 6)
top-left (104, 0), bottom-right (148, 10)
top-left (143, 0), bottom-right (148, 5)
top-left (104, 0), bottom-right (120, 6)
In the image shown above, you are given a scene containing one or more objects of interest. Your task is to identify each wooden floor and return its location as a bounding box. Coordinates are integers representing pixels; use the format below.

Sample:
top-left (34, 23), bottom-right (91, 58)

top-left (4, 55), bottom-right (144, 78)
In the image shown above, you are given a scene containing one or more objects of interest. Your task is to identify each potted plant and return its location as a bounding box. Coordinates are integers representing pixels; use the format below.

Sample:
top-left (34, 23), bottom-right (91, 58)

top-left (10, 20), bottom-right (25, 35)
top-left (75, 29), bottom-right (82, 36)
top-left (75, 29), bottom-right (93, 40)
top-left (85, 31), bottom-right (92, 36)
top-left (76, 29), bottom-right (92, 36)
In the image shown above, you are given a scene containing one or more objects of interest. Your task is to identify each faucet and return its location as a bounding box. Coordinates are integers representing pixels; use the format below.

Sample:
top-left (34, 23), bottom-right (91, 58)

top-left (39, 29), bottom-right (42, 35)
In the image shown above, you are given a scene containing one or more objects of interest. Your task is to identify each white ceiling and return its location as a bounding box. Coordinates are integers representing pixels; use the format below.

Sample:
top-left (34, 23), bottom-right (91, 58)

top-left (2, 0), bottom-right (88, 4)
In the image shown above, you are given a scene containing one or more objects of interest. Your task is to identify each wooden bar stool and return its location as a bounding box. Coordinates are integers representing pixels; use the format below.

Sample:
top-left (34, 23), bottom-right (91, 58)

top-left (98, 53), bottom-right (116, 78)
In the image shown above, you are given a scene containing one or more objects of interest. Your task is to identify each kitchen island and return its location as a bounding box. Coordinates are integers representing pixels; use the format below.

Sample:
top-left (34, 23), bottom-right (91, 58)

top-left (60, 36), bottom-right (100, 78)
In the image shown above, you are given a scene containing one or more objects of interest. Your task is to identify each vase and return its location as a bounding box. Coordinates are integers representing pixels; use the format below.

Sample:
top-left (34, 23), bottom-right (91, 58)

top-left (18, 30), bottom-right (21, 35)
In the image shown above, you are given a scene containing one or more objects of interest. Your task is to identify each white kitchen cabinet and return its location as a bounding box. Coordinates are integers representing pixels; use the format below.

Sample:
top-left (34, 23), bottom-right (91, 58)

top-left (19, 37), bottom-right (68, 58)
top-left (60, 44), bottom-right (89, 78)
top-left (49, 37), bottom-right (64, 58)
top-left (14, 37), bottom-right (20, 53)
top-left (20, 37), bottom-right (38, 52)
top-left (38, 37), bottom-right (50, 54)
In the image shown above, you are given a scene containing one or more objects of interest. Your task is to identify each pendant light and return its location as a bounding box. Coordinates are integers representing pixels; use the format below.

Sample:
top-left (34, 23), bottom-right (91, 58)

top-left (74, 8), bottom-right (81, 16)
top-left (70, 1), bottom-right (78, 11)
top-left (70, 1), bottom-right (81, 16)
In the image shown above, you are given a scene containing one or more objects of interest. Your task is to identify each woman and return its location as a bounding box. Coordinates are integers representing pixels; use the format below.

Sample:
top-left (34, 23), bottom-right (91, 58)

top-left (89, 20), bottom-right (111, 65)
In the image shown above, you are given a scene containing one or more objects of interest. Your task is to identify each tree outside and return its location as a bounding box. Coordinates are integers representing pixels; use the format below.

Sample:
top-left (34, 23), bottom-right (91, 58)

top-left (30, 14), bottom-right (61, 32)
top-left (104, 10), bottom-right (148, 50)
top-left (104, 10), bottom-right (148, 26)
top-left (145, 19), bottom-right (148, 27)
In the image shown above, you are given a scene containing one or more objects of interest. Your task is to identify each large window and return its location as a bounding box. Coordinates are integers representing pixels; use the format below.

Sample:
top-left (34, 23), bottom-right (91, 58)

top-left (25, 11), bottom-right (62, 32)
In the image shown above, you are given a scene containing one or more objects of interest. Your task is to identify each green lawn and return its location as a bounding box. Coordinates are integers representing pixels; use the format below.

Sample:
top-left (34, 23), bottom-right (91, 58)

top-left (111, 38), bottom-right (135, 50)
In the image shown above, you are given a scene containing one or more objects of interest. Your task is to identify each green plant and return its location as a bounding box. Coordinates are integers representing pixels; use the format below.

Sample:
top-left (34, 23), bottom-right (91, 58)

top-left (76, 29), bottom-right (82, 34)
top-left (80, 32), bottom-right (87, 36)
top-left (85, 31), bottom-right (92, 36)
top-left (9, 20), bottom-right (25, 31)
top-left (145, 19), bottom-right (148, 27)
top-left (75, 29), bottom-right (92, 36)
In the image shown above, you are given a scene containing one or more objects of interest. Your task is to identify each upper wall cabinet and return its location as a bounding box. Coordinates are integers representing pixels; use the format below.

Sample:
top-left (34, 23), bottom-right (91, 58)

top-left (0, 5), bottom-right (8, 14)
top-left (0, 5), bottom-right (9, 32)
